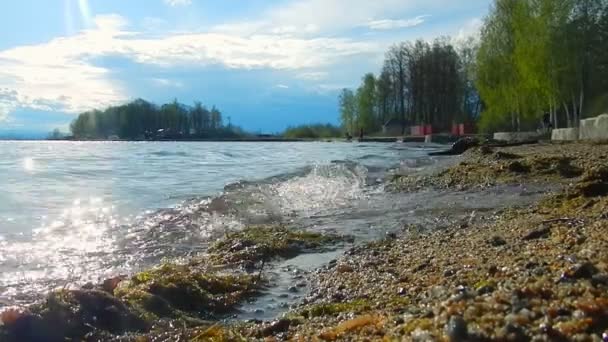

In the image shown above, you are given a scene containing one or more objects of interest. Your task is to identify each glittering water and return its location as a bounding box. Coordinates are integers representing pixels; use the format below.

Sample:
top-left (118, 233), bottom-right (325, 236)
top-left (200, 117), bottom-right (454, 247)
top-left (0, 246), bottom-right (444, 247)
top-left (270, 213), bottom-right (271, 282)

top-left (0, 141), bottom-right (442, 306)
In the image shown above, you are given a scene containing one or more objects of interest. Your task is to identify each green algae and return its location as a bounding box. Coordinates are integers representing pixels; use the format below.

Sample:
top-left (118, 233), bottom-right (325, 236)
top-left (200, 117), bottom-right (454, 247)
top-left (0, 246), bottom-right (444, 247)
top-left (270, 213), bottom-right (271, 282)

top-left (208, 225), bottom-right (341, 265)
top-left (1, 289), bottom-right (148, 341)
top-left (114, 263), bottom-right (260, 321)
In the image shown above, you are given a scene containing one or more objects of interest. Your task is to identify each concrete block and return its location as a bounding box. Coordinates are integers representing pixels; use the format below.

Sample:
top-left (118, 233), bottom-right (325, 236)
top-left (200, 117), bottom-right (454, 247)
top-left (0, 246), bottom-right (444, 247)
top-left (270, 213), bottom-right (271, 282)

top-left (493, 131), bottom-right (539, 142)
top-left (579, 114), bottom-right (608, 140)
top-left (551, 128), bottom-right (579, 141)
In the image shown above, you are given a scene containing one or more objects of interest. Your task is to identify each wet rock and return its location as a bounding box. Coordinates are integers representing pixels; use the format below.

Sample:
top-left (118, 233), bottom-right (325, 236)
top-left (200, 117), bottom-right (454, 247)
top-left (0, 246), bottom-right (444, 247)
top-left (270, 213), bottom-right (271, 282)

top-left (446, 316), bottom-right (468, 342)
top-left (522, 227), bottom-right (551, 240)
top-left (3, 290), bottom-right (148, 341)
top-left (261, 319), bottom-right (292, 337)
top-left (489, 236), bottom-right (507, 247)
top-left (103, 276), bottom-right (126, 294)
top-left (288, 286), bottom-right (298, 293)
top-left (428, 137), bottom-right (479, 156)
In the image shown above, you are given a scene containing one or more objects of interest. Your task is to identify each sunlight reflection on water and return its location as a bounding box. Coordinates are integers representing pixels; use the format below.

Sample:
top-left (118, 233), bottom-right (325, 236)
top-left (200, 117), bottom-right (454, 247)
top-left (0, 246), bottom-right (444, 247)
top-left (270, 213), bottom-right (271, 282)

top-left (0, 141), bottom-right (438, 306)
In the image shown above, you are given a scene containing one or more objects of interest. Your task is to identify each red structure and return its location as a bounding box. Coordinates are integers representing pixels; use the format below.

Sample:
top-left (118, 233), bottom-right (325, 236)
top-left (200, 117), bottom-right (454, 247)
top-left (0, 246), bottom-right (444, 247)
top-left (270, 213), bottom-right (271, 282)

top-left (451, 123), bottom-right (475, 136)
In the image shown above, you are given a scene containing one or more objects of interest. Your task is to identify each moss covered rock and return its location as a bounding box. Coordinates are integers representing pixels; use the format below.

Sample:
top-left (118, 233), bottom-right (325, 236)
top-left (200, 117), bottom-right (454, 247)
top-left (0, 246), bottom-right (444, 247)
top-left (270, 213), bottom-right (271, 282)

top-left (114, 263), bottom-right (260, 322)
top-left (208, 225), bottom-right (341, 266)
top-left (1, 289), bottom-right (148, 341)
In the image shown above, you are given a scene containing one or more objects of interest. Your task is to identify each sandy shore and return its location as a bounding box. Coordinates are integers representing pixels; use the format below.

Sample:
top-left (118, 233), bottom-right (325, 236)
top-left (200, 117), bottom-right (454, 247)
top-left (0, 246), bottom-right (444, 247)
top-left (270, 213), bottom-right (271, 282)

top-left (1, 142), bottom-right (607, 341)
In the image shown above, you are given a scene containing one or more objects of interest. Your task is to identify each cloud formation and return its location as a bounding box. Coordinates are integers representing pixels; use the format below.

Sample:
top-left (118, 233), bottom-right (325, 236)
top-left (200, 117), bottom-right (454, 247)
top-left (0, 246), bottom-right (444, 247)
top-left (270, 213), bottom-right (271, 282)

top-left (0, 14), bottom-right (376, 119)
top-left (163, 0), bottom-right (192, 7)
top-left (366, 16), bottom-right (429, 30)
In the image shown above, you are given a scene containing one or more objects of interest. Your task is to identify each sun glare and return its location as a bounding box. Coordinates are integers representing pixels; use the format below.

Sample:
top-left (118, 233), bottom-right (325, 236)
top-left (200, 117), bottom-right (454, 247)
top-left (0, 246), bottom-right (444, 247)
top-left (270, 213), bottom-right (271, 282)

top-left (78, 0), bottom-right (93, 27)
top-left (23, 158), bottom-right (35, 172)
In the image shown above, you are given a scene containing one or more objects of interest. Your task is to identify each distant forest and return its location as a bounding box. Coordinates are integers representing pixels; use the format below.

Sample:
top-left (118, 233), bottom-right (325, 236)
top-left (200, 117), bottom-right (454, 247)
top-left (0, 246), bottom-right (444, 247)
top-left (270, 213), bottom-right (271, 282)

top-left (70, 99), bottom-right (244, 140)
top-left (342, 0), bottom-right (608, 134)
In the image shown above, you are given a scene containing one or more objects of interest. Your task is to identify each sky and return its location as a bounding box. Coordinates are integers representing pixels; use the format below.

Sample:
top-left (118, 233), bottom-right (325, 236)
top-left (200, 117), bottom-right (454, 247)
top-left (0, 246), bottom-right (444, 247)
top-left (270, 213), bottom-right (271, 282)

top-left (0, 0), bottom-right (491, 136)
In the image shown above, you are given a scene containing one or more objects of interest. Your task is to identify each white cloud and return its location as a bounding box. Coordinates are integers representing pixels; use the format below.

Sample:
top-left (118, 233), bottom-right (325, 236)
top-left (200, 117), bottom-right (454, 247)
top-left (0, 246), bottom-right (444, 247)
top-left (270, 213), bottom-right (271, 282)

top-left (275, 84), bottom-right (290, 89)
top-left (212, 0), bottom-right (451, 37)
top-left (366, 16), bottom-right (429, 30)
top-left (455, 17), bottom-right (483, 42)
top-left (164, 0), bottom-right (192, 7)
top-left (0, 14), bottom-right (377, 117)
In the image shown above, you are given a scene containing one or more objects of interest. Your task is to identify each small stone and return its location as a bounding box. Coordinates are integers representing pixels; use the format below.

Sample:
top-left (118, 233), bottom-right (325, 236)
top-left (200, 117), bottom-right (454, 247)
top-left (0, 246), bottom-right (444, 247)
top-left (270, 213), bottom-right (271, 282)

top-left (570, 262), bottom-right (599, 279)
top-left (261, 319), bottom-right (291, 337)
top-left (592, 274), bottom-right (608, 286)
top-left (488, 265), bottom-right (499, 276)
top-left (397, 287), bottom-right (406, 295)
top-left (444, 269), bottom-right (456, 277)
top-left (288, 286), bottom-right (298, 293)
top-left (446, 316), bottom-right (468, 342)
top-left (81, 282), bottom-right (95, 290)
top-left (507, 161), bottom-right (529, 173)
top-left (562, 262), bottom-right (599, 281)
top-left (489, 236), bottom-right (507, 247)
top-left (336, 264), bottom-right (354, 273)
top-left (522, 227), bottom-right (550, 240)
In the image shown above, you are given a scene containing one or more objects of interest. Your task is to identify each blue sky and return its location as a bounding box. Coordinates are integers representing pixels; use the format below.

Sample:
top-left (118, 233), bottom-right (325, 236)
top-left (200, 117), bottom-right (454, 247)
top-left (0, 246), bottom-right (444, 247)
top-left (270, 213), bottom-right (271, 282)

top-left (0, 0), bottom-right (491, 136)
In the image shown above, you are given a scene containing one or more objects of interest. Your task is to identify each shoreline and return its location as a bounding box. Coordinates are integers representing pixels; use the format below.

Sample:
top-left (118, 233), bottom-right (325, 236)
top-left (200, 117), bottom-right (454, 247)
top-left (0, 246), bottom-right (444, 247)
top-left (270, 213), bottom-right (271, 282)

top-left (1, 142), bottom-right (607, 341)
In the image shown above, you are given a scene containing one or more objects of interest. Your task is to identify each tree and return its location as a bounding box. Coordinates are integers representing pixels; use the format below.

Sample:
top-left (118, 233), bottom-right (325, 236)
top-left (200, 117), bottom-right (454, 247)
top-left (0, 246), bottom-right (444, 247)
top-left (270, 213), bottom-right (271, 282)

top-left (356, 73), bottom-right (377, 133)
top-left (339, 89), bottom-right (357, 135)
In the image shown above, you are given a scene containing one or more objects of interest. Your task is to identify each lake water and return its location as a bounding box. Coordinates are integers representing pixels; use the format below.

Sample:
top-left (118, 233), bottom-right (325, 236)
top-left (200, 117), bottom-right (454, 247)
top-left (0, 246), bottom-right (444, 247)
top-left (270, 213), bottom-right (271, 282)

top-left (0, 141), bottom-right (444, 305)
top-left (0, 141), bottom-right (547, 318)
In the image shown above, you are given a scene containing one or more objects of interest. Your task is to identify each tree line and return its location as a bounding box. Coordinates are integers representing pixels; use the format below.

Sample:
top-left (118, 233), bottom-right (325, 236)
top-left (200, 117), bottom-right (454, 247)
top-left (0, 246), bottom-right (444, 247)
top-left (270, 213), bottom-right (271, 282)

top-left (340, 0), bottom-right (608, 134)
top-left (339, 37), bottom-right (480, 135)
top-left (477, 0), bottom-right (608, 132)
top-left (70, 99), bottom-right (242, 140)
top-left (282, 124), bottom-right (342, 139)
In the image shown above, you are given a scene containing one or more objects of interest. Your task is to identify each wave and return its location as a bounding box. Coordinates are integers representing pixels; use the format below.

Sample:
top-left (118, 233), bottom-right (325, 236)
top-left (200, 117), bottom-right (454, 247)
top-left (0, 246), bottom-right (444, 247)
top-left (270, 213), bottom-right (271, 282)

top-left (0, 159), bottom-right (375, 307)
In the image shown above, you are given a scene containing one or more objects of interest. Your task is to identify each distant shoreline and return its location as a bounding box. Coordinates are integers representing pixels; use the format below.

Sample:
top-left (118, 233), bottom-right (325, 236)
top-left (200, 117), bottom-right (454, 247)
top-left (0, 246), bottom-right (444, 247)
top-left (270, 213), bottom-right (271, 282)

top-left (2, 136), bottom-right (433, 143)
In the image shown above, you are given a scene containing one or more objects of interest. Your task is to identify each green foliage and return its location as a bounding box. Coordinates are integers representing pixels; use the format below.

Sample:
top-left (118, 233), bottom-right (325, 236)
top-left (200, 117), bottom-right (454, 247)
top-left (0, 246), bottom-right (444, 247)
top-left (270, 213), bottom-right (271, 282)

top-left (282, 123), bottom-right (342, 139)
top-left (476, 0), bottom-right (608, 132)
top-left (339, 89), bottom-right (357, 134)
top-left (70, 99), bottom-right (243, 140)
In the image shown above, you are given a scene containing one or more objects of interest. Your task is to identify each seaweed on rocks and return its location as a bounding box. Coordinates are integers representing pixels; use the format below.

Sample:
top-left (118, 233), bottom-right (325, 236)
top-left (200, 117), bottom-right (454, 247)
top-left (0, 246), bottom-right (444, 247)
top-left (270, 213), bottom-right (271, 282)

top-left (0, 225), bottom-right (345, 341)
top-left (208, 225), bottom-right (344, 267)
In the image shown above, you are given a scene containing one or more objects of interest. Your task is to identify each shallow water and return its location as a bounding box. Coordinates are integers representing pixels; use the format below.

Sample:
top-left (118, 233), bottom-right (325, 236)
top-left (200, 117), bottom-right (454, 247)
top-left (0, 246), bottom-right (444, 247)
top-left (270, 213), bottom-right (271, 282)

top-left (0, 141), bottom-right (441, 306)
top-left (0, 141), bottom-right (549, 319)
